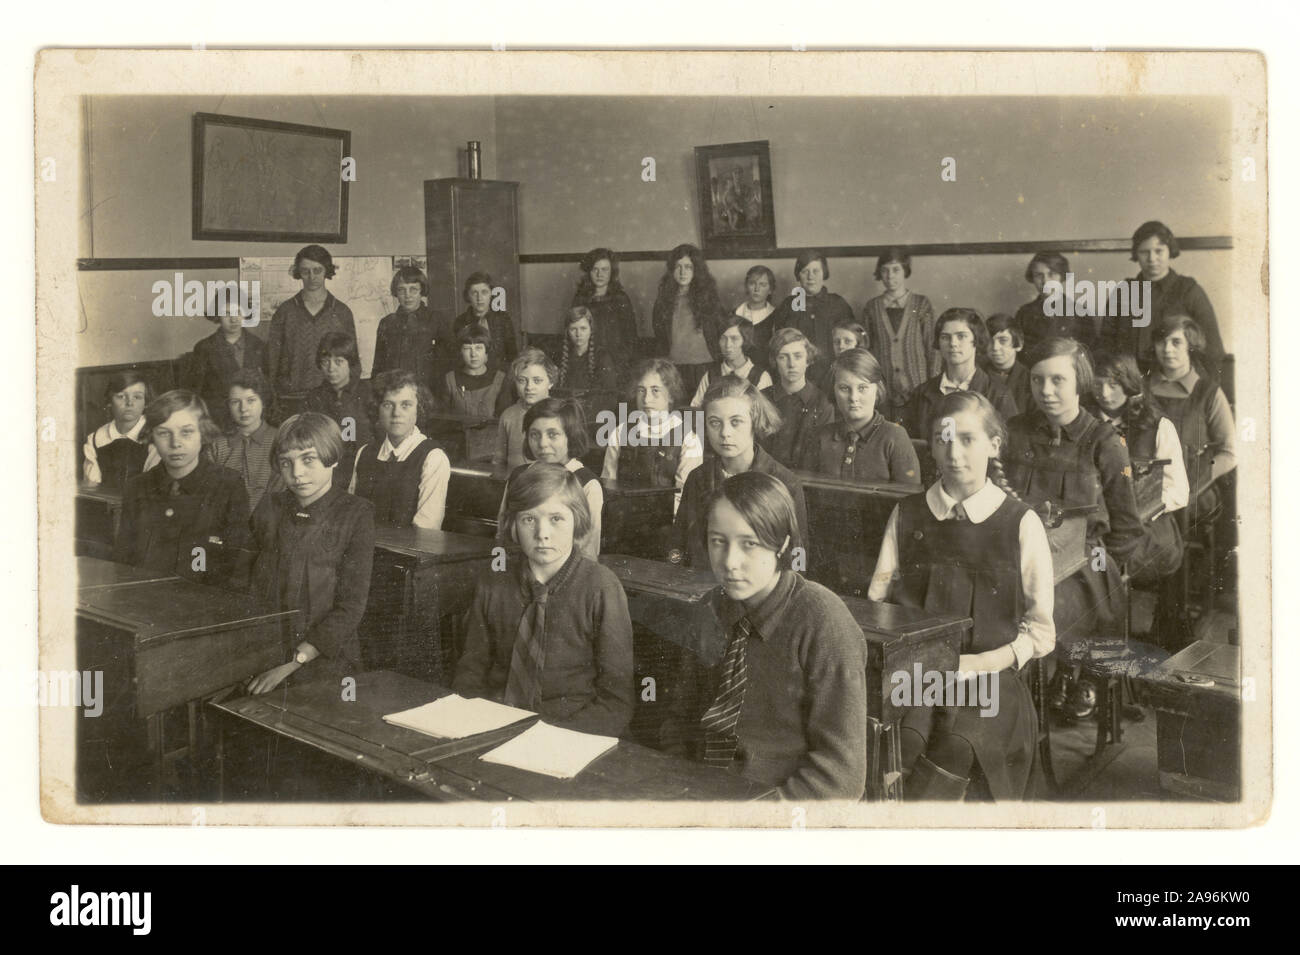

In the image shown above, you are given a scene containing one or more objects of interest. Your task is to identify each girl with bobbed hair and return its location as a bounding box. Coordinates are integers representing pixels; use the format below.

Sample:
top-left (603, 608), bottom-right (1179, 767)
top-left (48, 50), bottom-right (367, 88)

top-left (83, 369), bottom-right (160, 488)
top-left (113, 390), bottom-right (252, 588)
top-left (373, 265), bottom-right (453, 394)
top-left (660, 471), bottom-right (869, 800)
top-left (267, 245), bottom-right (357, 407)
top-left (453, 270), bottom-right (519, 372)
top-left (669, 376), bottom-right (808, 570)
top-left (761, 326), bottom-right (833, 469)
top-left (1101, 220), bottom-right (1225, 378)
top-left (1004, 338), bottom-right (1144, 655)
top-left (689, 314), bottom-right (773, 408)
top-left (1014, 251), bottom-right (1101, 356)
top-left (799, 347), bottom-right (920, 597)
top-left (861, 247), bottom-right (939, 420)
top-left (453, 463), bottom-right (635, 737)
top-left (1143, 313), bottom-right (1236, 526)
top-left (246, 412), bottom-right (376, 694)
top-left (770, 249), bottom-right (855, 368)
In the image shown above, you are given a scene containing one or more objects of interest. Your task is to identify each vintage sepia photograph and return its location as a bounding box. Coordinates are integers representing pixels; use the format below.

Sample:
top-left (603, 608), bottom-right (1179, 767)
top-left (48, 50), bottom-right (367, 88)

top-left (34, 49), bottom-right (1270, 830)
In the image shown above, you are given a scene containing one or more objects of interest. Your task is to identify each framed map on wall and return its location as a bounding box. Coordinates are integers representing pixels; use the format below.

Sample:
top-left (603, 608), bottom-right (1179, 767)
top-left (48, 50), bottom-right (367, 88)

top-left (192, 112), bottom-right (350, 242)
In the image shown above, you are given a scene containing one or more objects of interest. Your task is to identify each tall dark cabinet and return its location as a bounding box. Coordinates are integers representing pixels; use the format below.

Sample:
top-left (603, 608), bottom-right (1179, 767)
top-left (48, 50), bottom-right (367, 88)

top-left (423, 178), bottom-right (522, 355)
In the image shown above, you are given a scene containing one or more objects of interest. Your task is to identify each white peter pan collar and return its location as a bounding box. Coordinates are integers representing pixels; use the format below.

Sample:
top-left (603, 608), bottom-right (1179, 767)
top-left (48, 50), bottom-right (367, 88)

top-left (925, 479), bottom-right (1007, 524)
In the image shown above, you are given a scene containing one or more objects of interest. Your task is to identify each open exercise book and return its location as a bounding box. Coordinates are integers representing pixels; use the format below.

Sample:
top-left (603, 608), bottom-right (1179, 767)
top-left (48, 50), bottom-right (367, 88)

top-left (479, 722), bottom-right (619, 779)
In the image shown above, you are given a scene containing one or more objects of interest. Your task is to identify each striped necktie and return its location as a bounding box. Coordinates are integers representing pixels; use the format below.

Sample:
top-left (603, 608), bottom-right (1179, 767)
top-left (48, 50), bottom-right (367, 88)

top-left (504, 579), bottom-right (550, 710)
top-left (701, 616), bottom-right (753, 766)
top-left (951, 501), bottom-right (969, 521)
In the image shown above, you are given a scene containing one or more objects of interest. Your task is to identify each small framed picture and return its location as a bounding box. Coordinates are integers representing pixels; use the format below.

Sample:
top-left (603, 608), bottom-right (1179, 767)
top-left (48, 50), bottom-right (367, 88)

top-left (694, 139), bottom-right (776, 254)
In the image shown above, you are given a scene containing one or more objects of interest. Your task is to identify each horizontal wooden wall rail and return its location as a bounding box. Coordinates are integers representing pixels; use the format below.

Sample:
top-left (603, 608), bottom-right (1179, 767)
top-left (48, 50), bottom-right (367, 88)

top-left (76, 236), bottom-right (1233, 271)
top-left (518, 236), bottom-right (1234, 265)
top-left (78, 257), bottom-right (243, 271)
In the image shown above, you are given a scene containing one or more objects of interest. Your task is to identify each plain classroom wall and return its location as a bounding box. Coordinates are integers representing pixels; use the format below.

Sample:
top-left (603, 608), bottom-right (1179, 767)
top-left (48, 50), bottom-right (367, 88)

top-left (78, 94), bottom-right (1236, 367)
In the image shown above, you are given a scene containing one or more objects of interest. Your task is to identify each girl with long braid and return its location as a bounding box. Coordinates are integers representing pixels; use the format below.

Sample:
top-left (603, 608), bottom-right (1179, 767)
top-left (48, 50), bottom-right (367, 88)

top-left (868, 391), bottom-right (1056, 800)
top-left (556, 306), bottom-right (618, 398)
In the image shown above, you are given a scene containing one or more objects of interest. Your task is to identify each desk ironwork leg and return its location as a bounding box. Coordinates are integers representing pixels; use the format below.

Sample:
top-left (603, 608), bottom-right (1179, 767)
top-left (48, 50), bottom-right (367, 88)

top-left (213, 710), bottom-right (227, 802)
top-left (148, 712), bottom-right (164, 801)
top-left (882, 720), bottom-right (903, 801)
top-left (866, 717), bottom-right (904, 801)
top-left (399, 565), bottom-right (415, 675)
top-left (186, 699), bottom-right (201, 799)
top-left (865, 717), bottom-right (883, 800)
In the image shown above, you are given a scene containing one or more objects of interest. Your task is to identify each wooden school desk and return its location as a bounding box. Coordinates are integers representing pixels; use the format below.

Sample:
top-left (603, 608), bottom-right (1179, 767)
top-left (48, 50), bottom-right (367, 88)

top-left (794, 472), bottom-right (917, 596)
top-left (445, 464), bottom-right (678, 557)
top-left (1041, 504), bottom-right (1095, 586)
top-left (597, 480), bottom-right (676, 558)
top-left (1137, 640), bottom-right (1241, 801)
top-left (425, 410), bottom-right (497, 466)
top-left (366, 526), bottom-right (500, 681)
top-left (77, 554), bottom-right (175, 591)
top-left (75, 484), bottom-right (123, 559)
top-left (839, 596), bottom-right (970, 800)
top-left (598, 555), bottom-right (717, 745)
top-left (209, 670), bottom-right (773, 802)
top-left (1131, 458), bottom-right (1169, 524)
top-left (75, 557), bottom-right (296, 802)
top-left (445, 465), bottom-right (506, 537)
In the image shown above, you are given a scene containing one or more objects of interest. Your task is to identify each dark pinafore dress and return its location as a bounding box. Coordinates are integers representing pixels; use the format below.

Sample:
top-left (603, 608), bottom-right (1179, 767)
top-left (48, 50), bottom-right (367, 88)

top-left (1112, 412), bottom-right (1184, 582)
top-left (94, 434), bottom-right (151, 492)
top-left (617, 439), bottom-right (683, 557)
top-left (1145, 373), bottom-right (1220, 524)
top-left (893, 492), bottom-right (1039, 800)
top-left (619, 439), bottom-right (683, 489)
top-left (351, 437), bottom-right (445, 678)
top-left (1004, 410), bottom-right (1128, 646)
top-left (352, 438), bottom-right (441, 528)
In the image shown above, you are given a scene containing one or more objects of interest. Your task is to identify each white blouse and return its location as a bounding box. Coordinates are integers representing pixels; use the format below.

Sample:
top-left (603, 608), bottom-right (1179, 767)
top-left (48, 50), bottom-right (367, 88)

top-left (82, 419), bottom-right (160, 485)
top-left (690, 359), bottom-right (773, 408)
top-left (600, 411), bottom-right (704, 515)
top-left (347, 426), bottom-right (450, 530)
top-left (868, 480), bottom-right (1055, 669)
top-left (1100, 412), bottom-right (1190, 514)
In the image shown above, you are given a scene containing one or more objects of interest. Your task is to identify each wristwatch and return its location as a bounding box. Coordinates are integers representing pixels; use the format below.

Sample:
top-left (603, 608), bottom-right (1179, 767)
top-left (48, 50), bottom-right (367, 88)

top-left (292, 647), bottom-right (308, 666)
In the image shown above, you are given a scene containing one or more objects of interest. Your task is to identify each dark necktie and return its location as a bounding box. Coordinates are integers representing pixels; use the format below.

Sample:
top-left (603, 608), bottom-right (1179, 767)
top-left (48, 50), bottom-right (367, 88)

top-left (169, 479), bottom-right (181, 497)
top-left (504, 580), bottom-right (549, 710)
top-left (701, 616), bottom-right (753, 766)
top-left (951, 501), bottom-right (969, 521)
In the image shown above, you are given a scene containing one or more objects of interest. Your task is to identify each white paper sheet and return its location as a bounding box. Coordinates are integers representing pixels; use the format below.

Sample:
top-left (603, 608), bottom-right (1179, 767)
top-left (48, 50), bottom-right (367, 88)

top-left (478, 722), bottom-right (619, 779)
top-left (382, 695), bottom-right (535, 740)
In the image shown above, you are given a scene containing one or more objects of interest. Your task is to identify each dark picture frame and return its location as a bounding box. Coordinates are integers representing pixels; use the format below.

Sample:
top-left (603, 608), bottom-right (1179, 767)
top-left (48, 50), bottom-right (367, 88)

top-left (694, 140), bottom-right (776, 254)
top-left (192, 112), bottom-right (350, 242)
